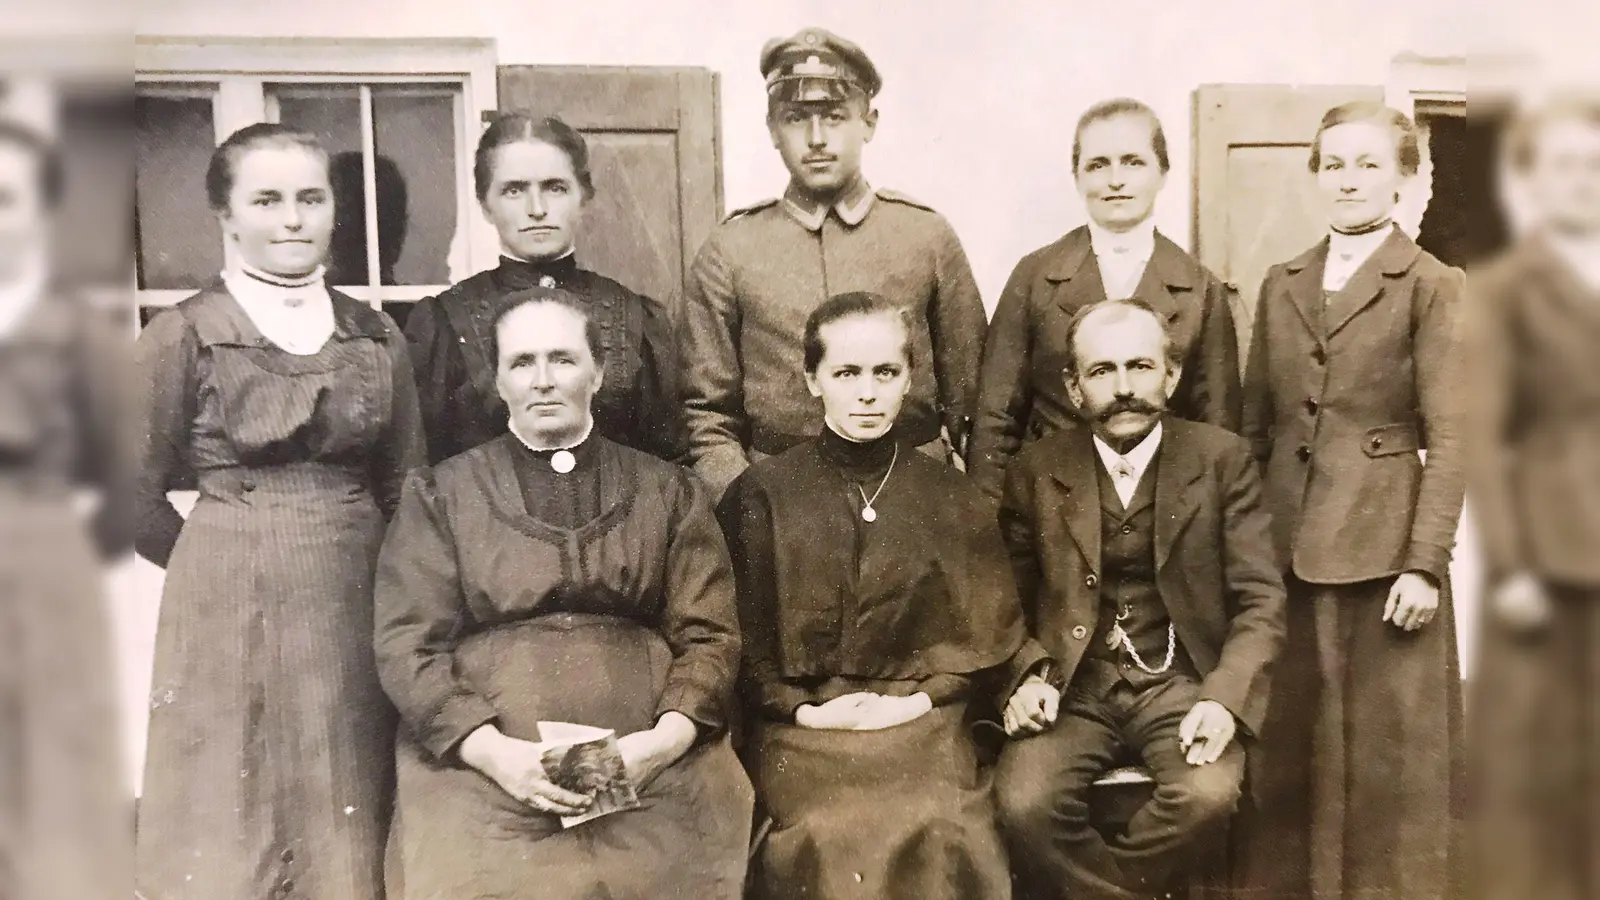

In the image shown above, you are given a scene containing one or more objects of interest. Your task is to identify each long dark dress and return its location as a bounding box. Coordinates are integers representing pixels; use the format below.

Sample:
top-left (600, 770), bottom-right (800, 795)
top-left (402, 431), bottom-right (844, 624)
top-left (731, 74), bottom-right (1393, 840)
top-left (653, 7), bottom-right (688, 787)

top-left (404, 254), bottom-right (686, 464)
top-left (134, 284), bottom-right (423, 900)
top-left (0, 293), bottom-right (132, 900)
top-left (373, 433), bottom-right (753, 900)
top-left (718, 428), bottom-right (1026, 900)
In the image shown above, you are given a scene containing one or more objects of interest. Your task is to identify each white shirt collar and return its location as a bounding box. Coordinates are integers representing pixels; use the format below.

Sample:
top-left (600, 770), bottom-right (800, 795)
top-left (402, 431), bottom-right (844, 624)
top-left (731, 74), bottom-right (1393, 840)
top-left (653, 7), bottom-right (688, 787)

top-left (1092, 420), bottom-right (1163, 484)
top-left (1088, 217), bottom-right (1157, 263)
top-left (509, 415), bottom-right (594, 453)
top-left (221, 262), bottom-right (335, 356)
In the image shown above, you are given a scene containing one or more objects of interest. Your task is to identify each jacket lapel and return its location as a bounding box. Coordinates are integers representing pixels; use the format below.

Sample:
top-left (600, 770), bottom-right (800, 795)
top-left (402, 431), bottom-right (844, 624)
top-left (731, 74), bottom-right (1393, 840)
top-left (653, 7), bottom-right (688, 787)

top-left (1044, 228), bottom-right (1109, 314)
top-left (1153, 419), bottom-right (1206, 571)
top-left (1283, 240), bottom-right (1330, 341)
top-left (1324, 228), bottom-right (1422, 338)
top-left (1044, 429), bottom-right (1103, 576)
top-left (1130, 233), bottom-right (1196, 321)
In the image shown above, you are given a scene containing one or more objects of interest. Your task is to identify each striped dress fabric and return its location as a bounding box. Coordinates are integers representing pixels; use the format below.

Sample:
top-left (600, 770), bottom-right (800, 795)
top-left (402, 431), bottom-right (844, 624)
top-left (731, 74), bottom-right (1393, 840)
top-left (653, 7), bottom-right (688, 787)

top-left (133, 283), bottom-right (422, 900)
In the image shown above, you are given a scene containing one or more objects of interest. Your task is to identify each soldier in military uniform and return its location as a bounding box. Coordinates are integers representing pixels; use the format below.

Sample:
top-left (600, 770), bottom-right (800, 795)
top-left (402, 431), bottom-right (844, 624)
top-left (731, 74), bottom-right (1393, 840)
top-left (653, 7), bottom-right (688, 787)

top-left (677, 28), bottom-right (988, 498)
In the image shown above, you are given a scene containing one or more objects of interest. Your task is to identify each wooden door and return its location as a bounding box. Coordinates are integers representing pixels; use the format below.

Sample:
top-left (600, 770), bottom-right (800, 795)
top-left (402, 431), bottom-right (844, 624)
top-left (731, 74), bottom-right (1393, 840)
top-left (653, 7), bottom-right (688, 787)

top-left (496, 66), bottom-right (722, 312)
top-left (1192, 84), bottom-right (1383, 367)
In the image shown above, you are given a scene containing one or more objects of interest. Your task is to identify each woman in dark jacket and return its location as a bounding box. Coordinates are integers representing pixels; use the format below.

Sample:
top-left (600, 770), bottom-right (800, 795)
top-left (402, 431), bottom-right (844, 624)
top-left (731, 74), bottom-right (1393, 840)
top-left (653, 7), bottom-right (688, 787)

top-left (404, 113), bottom-right (685, 464)
top-left (1235, 101), bottom-right (1467, 900)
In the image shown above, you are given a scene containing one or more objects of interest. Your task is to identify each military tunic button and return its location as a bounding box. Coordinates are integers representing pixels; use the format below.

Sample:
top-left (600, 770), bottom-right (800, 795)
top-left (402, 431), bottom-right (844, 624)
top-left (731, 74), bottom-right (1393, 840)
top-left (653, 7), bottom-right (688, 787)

top-left (1071, 626), bottom-right (1088, 640)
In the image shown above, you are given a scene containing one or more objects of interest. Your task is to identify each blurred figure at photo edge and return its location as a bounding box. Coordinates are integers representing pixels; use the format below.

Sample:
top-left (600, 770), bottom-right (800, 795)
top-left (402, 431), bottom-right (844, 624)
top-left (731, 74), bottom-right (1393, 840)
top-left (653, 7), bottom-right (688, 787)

top-left (677, 27), bottom-right (988, 500)
top-left (404, 111), bottom-right (686, 466)
top-left (718, 290), bottom-right (1027, 900)
top-left (992, 298), bottom-right (1284, 900)
top-left (0, 116), bottom-right (133, 900)
top-left (1232, 101), bottom-right (1468, 900)
top-left (375, 287), bottom-right (752, 899)
top-left (133, 122), bottom-right (424, 900)
top-left (1465, 93), bottom-right (1600, 900)
top-left (967, 97), bottom-right (1243, 504)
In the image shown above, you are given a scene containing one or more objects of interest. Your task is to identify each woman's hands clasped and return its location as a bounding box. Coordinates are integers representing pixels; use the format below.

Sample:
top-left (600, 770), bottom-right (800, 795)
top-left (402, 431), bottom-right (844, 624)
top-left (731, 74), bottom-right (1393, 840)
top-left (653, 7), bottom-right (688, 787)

top-left (794, 692), bottom-right (933, 731)
top-left (459, 723), bottom-right (593, 816)
top-left (616, 711), bottom-right (698, 790)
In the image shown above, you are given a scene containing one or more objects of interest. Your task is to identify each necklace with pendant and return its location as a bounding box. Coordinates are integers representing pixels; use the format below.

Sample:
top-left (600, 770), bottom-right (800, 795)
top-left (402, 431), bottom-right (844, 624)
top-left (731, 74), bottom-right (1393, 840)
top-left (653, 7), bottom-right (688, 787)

top-left (853, 442), bottom-right (899, 523)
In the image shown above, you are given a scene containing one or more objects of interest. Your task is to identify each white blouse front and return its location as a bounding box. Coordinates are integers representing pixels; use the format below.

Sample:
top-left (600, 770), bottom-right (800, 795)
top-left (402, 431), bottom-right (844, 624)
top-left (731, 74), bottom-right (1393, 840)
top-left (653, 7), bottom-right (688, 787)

top-left (222, 263), bottom-right (336, 356)
top-left (1088, 219), bottom-right (1157, 301)
top-left (1323, 227), bottom-right (1393, 293)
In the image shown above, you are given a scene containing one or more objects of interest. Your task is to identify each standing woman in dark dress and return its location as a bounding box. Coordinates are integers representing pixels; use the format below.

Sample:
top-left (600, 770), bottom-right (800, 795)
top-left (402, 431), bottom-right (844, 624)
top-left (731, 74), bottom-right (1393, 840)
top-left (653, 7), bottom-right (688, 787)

top-left (405, 113), bottom-right (685, 464)
top-left (374, 288), bottom-right (751, 899)
top-left (1236, 102), bottom-right (1467, 900)
top-left (135, 123), bottom-right (423, 900)
top-left (0, 120), bottom-right (133, 900)
top-left (719, 292), bottom-right (1030, 900)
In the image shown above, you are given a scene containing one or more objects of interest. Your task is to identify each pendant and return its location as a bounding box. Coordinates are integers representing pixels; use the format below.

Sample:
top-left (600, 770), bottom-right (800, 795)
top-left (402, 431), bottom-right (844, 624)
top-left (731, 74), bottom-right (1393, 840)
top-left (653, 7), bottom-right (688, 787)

top-left (538, 275), bottom-right (557, 289)
top-left (861, 505), bottom-right (877, 523)
top-left (550, 450), bottom-right (576, 474)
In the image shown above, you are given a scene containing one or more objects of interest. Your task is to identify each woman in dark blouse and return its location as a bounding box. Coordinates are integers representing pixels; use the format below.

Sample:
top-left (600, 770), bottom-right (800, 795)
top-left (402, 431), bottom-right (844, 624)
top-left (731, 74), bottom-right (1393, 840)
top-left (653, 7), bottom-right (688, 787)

top-left (0, 121), bottom-right (132, 900)
top-left (405, 113), bottom-right (685, 464)
top-left (374, 287), bottom-right (751, 899)
top-left (719, 292), bottom-right (1028, 900)
top-left (134, 123), bottom-right (423, 900)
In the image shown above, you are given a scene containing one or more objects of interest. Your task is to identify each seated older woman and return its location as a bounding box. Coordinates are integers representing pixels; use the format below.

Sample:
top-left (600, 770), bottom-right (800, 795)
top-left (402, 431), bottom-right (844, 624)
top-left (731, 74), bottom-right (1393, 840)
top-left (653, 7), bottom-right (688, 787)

top-left (718, 292), bottom-right (1034, 900)
top-left (373, 286), bottom-right (753, 900)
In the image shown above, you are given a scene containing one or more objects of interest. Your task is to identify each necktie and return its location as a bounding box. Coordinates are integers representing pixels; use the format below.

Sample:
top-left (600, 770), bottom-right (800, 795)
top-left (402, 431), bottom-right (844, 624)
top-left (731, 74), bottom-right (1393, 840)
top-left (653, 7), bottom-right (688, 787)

top-left (1111, 458), bottom-right (1136, 507)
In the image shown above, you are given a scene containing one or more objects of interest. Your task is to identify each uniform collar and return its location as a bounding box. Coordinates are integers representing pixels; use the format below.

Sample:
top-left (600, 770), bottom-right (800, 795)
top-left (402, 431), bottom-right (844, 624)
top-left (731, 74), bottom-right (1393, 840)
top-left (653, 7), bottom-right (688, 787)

top-left (781, 178), bottom-right (876, 231)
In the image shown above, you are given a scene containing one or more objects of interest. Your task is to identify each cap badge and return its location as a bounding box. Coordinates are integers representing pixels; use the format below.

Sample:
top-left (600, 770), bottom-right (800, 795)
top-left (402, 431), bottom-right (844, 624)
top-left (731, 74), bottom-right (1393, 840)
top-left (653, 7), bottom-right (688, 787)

top-left (804, 32), bottom-right (820, 45)
top-left (792, 55), bottom-right (835, 77)
top-left (538, 275), bottom-right (557, 289)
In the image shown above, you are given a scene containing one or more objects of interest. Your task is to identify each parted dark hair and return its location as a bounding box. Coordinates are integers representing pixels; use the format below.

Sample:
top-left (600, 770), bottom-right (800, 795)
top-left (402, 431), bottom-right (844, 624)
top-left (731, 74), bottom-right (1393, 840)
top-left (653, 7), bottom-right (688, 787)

top-left (802, 291), bottom-right (914, 374)
top-left (1061, 297), bottom-right (1182, 379)
top-left (1072, 98), bottom-right (1170, 174)
top-left (488, 286), bottom-right (607, 368)
top-left (205, 122), bottom-right (328, 212)
top-left (0, 119), bottom-right (63, 208)
top-left (474, 113), bottom-right (595, 204)
top-left (1503, 92), bottom-right (1600, 172)
top-left (1308, 102), bottom-right (1422, 176)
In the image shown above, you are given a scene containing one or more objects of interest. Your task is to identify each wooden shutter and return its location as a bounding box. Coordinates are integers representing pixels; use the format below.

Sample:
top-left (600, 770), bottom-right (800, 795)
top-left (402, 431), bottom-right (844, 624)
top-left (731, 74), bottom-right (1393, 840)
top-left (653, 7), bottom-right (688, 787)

top-left (495, 66), bottom-right (722, 311)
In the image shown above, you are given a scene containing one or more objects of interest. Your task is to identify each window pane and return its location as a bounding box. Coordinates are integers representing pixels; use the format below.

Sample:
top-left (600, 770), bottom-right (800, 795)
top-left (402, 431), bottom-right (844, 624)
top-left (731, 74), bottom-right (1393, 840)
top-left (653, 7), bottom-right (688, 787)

top-left (372, 86), bottom-right (456, 286)
top-left (135, 88), bottom-right (220, 291)
top-left (272, 82), bottom-right (458, 289)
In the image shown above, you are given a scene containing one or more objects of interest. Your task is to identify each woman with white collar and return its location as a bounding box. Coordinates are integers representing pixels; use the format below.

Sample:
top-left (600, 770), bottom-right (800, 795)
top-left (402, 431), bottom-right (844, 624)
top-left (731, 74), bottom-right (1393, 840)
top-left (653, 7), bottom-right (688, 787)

top-left (134, 123), bottom-right (423, 900)
top-left (404, 113), bottom-right (686, 465)
top-left (968, 97), bottom-right (1242, 501)
top-left (1236, 102), bottom-right (1467, 900)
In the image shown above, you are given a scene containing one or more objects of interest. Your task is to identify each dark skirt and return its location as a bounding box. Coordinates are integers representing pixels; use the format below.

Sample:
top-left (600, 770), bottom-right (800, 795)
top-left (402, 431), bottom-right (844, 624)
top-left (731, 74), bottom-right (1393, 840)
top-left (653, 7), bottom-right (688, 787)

top-left (386, 614), bottom-right (753, 900)
top-left (0, 490), bottom-right (128, 900)
top-left (747, 704), bottom-right (1012, 900)
top-left (137, 465), bottom-right (394, 900)
top-left (1232, 576), bottom-right (1465, 900)
top-left (1470, 583), bottom-right (1600, 900)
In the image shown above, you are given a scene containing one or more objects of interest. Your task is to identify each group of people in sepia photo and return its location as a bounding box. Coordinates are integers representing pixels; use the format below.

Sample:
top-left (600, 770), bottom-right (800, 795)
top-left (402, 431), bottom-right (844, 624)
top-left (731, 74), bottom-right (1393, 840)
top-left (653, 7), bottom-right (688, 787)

top-left (0, 22), bottom-right (1572, 900)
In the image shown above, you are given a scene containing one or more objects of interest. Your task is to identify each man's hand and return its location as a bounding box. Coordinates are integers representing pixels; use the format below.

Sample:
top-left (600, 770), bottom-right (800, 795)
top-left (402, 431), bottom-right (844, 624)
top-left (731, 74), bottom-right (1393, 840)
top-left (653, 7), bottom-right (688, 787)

top-left (1491, 572), bottom-right (1552, 633)
top-left (1383, 571), bottom-right (1440, 632)
top-left (1003, 675), bottom-right (1061, 737)
top-left (1178, 700), bottom-right (1236, 766)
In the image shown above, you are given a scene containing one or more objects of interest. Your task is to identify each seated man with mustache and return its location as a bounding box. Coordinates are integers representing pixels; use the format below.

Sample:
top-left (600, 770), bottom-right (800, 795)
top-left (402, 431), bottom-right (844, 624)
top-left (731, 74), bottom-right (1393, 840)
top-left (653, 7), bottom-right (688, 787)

top-left (993, 298), bottom-right (1285, 900)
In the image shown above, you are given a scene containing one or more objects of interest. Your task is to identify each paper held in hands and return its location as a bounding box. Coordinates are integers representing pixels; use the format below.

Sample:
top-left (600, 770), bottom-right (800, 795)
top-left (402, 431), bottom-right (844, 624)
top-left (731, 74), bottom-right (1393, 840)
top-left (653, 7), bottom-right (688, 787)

top-left (536, 721), bottom-right (641, 828)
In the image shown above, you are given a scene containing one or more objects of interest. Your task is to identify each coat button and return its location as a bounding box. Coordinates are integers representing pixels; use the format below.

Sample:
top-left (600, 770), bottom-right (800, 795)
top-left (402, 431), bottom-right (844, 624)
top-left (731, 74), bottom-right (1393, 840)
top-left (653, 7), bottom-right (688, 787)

top-left (1071, 625), bottom-right (1088, 640)
top-left (1085, 574), bottom-right (1098, 589)
top-left (1305, 397), bottom-right (1319, 414)
top-left (1296, 445), bottom-right (1312, 462)
top-left (1371, 436), bottom-right (1383, 449)
top-left (241, 480), bottom-right (256, 492)
top-left (1311, 347), bottom-right (1326, 365)
top-left (1121, 524), bottom-right (1133, 535)
top-left (281, 848), bottom-right (294, 863)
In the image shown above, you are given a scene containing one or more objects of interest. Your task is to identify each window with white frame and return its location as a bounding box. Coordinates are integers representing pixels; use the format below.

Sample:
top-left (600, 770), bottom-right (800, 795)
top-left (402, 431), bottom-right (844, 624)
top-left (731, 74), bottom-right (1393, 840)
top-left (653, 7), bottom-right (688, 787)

top-left (133, 37), bottom-right (500, 326)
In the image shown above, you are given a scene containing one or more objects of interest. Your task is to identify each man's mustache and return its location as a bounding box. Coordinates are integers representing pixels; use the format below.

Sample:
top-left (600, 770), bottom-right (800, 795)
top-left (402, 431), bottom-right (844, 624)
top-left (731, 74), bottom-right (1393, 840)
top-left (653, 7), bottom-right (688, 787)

top-left (1096, 397), bottom-right (1163, 421)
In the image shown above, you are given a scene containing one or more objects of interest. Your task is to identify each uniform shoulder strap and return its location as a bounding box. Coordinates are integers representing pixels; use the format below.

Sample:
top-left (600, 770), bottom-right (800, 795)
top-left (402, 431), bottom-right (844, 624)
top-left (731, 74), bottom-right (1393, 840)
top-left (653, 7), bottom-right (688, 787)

top-left (874, 187), bottom-right (935, 212)
top-left (722, 196), bottom-right (780, 223)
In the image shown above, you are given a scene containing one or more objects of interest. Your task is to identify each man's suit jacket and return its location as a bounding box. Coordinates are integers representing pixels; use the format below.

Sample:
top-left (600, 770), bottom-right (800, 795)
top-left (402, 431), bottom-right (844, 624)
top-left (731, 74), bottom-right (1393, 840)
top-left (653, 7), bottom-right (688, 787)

top-left (1467, 236), bottom-right (1600, 585)
top-left (968, 226), bottom-right (1242, 502)
top-left (1242, 228), bottom-right (1467, 585)
top-left (999, 417), bottom-right (1285, 736)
